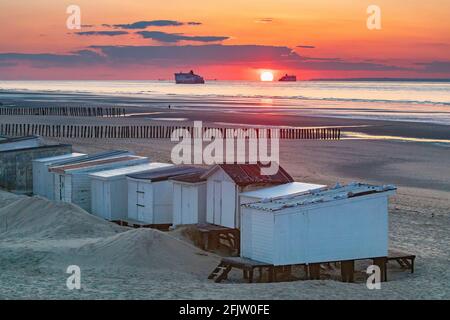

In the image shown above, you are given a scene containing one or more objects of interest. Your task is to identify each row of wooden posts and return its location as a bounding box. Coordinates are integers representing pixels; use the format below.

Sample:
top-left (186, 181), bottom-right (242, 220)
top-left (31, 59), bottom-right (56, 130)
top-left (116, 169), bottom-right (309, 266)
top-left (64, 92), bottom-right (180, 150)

top-left (0, 106), bottom-right (126, 117)
top-left (0, 123), bottom-right (341, 140)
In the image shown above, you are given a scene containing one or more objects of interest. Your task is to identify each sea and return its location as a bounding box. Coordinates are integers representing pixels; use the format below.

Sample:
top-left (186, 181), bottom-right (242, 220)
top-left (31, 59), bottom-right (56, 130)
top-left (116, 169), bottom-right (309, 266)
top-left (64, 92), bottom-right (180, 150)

top-left (0, 80), bottom-right (449, 126)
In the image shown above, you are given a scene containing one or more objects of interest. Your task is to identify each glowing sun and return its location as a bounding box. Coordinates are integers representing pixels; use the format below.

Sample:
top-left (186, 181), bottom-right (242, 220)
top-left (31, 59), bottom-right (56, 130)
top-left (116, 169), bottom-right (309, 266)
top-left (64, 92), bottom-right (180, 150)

top-left (260, 71), bottom-right (274, 82)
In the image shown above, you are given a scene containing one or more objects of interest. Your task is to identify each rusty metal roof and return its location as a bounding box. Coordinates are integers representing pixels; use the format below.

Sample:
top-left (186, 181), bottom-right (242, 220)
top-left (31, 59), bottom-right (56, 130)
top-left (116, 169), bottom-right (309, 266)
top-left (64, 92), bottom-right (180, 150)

top-left (201, 163), bottom-right (293, 187)
top-left (127, 166), bottom-right (205, 182)
top-left (170, 168), bottom-right (208, 184)
top-left (49, 156), bottom-right (145, 174)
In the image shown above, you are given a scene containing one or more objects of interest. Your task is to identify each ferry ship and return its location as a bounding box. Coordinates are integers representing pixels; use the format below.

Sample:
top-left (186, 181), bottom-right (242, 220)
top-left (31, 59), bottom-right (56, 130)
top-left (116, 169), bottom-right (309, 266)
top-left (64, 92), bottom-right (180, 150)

top-left (279, 74), bottom-right (297, 82)
top-left (175, 70), bottom-right (205, 84)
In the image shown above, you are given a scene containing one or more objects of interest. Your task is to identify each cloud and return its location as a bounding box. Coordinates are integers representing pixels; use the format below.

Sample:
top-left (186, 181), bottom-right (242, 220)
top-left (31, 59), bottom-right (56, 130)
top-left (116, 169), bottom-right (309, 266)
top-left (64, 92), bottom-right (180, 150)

top-left (89, 45), bottom-right (404, 71)
top-left (111, 20), bottom-right (202, 29)
top-left (255, 18), bottom-right (274, 23)
top-left (86, 44), bottom-right (297, 66)
top-left (0, 50), bottom-right (104, 68)
top-left (136, 31), bottom-right (229, 43)
top-left (297, 45), bottom-right (315, 49)
top-left (300, 56), bottom-right (341, 61)
top-left (416, 61), bottom-right (450, 73)
top-left (0, 45), bottom-right (409, 73)
top-left (299, 60), bottom-right (405, 71)
top-left (75, 31), bottom-right (129, 36)
top-left (0, 61), bottom-right (17, 67)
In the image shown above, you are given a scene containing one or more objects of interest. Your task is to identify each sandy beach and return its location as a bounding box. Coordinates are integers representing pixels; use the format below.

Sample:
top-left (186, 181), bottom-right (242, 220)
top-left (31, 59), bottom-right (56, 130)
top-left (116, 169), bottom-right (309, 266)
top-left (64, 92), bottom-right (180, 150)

top-left (0, 91), bottom-right (449, 299)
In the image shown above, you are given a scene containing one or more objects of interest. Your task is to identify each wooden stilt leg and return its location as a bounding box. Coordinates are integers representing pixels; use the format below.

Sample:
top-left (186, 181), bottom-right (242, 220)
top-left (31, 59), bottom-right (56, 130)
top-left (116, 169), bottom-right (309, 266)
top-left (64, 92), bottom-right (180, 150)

top-left (309, 263), bottom-right (321, 280)
top-left (373, 257), bottom-right (387, 282)
top-left (341, 260), bottom-right (355, 283)
top-left (248, 269), bottom-right (254, 283)
top-left (268, 267), bottom-right (274, 283)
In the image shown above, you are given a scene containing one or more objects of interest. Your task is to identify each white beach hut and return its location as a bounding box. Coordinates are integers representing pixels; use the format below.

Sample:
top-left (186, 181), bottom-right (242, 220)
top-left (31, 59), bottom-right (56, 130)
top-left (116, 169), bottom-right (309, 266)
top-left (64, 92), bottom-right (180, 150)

top-left (33, 153), bottom-right (85, 199)
top-left (201, 163), bottom-right (294, 229)
top-left (127, 166), bottom-right (206, 225)
top-left (89, 162), bottom-right (173, 221)
top-left (240, 183), bottom-right (396, 266)
top-left (171, 169), bottom-right (208, 227)
top-left (49, 155), bottom-right (148, 212)
top-left (35, 150), bottom-right (131, 200)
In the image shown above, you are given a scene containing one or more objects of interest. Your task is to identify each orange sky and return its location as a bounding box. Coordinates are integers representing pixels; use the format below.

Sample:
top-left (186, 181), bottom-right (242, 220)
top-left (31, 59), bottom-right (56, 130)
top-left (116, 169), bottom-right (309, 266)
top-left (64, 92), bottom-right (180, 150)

top-left (1, 0), bottom-right (449, 80)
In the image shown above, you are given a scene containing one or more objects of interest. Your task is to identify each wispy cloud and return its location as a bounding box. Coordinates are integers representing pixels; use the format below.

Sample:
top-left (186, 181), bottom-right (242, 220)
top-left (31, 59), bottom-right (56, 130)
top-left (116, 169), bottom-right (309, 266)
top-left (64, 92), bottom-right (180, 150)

top-left (255, 18), bottom-right (274, 23)
top-left (0, 61), bottom-right (17, 67)
top-left (416, 61), bottom-right (450, 73)
top-left (109, 20), bottom-right (202, 29)
top-left (0, 50), bottom-right (103, 68)
top-left (136, 31), bottom-right (229, 43)
top-left (297, 45), bottom-right (316, 49)
top-left (75, 31), bottom-right (129, 36)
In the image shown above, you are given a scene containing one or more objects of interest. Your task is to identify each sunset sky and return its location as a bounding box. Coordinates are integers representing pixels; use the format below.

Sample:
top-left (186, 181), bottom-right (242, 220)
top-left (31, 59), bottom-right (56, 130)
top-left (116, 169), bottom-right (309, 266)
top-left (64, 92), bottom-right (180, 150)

top-left (0, 0), bottom-right (449, 80)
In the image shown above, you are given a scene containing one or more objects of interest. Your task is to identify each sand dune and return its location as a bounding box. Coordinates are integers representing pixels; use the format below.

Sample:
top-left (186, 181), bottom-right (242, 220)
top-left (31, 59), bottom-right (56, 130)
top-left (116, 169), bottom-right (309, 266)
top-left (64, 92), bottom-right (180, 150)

top-left (0, 195), bottom-right (122, 240)
top-left (73, 228), bottom-right (218, 271)
top-left (0, 190), bottom-right (220, 295)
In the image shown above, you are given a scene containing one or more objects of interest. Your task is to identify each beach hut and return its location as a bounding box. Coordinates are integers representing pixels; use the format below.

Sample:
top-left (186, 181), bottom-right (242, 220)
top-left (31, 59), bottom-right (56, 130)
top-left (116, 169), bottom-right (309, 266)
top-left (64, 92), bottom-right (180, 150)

top-left (239, 182), bottom-right (326, 205)
top-left (49, 155), bottom-right (148, 212)
top-left (171, 169), bottom-right (208, 227)
top-left (33, 150), bottom-right (132, 200)
top-left (33, 153), bottom-right (85, 199)
top-left (201, 163), bottom-right (294, 229)
top-left (240, 183), bottom-right (396, 266)
top-left (127, 166), bottom-right (205, 225)
top-left (89, 162), bottom-right (173, 221)
top-left (0, 143), bottom-right (72, 194)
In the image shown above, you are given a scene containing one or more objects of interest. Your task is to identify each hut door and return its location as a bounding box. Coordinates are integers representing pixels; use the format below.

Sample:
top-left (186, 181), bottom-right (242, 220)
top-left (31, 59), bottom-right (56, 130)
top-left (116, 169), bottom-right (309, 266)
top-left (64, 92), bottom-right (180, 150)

top-left (213, 181), bottom-right (222, 225)
top-left (182, 185), bottom-right (194, 224)
top-left (136, 182), bottom-right (149, 222)
top-left (221, 181), bottom-right (236, 228)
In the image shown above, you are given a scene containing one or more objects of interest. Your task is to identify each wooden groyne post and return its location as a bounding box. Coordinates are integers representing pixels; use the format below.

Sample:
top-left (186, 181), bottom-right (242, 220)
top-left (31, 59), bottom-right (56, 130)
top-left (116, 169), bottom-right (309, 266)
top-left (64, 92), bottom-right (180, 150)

top-left (0, 106), bottom-right (126, 117)
top-left (0, 123), bottom-right (341, 140)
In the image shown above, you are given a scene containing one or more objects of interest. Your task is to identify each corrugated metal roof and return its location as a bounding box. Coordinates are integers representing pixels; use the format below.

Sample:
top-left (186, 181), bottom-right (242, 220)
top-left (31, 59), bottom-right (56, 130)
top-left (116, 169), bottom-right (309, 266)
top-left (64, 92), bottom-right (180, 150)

top-left (201, 163), bottom-right (293, 187)
top-left (170, 168), bottom-right (208, 183)
top-left (50, 156), bottom-right (146, 174)
top-left (240, 182), bottom-right (326, 200)
top-left (33, 153), bottom-right (86, 164)
top-left (128, 166), bottom-right (205, 182)
top-left (89, 162), bottom-right (173, 179)
top-left (243, 183), bottom-right (396, 212)
top-left (46, 150), bottom-right (131, 168)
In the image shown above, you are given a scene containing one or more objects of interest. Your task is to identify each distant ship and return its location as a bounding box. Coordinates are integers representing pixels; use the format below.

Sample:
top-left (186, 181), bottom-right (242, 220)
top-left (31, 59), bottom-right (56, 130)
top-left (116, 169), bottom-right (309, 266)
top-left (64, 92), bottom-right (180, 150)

top-left (279, 74), bottom-right (297, 82)
top-left (175, 70), bottom-right (205, 84)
